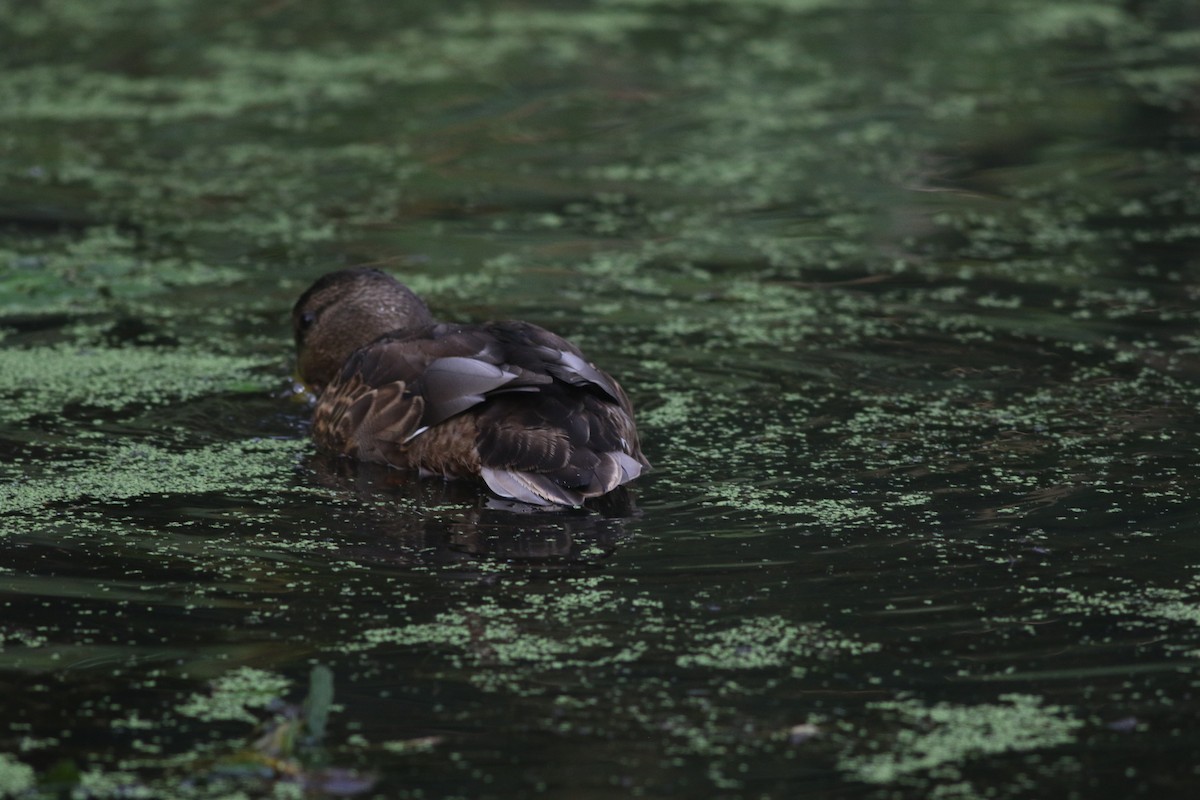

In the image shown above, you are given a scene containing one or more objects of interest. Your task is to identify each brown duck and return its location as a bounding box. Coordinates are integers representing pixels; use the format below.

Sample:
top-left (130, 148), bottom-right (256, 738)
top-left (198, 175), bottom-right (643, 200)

top-left (292, 267), bottom-right (649, 507)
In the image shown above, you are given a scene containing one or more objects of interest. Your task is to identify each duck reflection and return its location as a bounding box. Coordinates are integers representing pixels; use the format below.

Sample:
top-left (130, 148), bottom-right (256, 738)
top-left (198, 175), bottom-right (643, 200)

top-left (301, 453), bottom-right (639, 568)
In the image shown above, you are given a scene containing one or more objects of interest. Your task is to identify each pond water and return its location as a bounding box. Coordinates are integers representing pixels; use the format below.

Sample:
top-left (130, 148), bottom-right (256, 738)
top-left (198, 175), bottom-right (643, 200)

top-left (3, 0), bottom-right (1200, 797)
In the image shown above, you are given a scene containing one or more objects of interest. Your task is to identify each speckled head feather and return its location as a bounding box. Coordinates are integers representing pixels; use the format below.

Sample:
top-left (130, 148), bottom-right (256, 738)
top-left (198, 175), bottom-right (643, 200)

top-left (292, 267), bottom-right (434, 391)
top-left (291, 267), bottom-right (649, 507)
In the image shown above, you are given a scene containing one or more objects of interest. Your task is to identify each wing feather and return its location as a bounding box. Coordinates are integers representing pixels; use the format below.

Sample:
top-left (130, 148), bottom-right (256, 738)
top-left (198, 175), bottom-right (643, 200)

top-left (420, 356), bottom-right (521, 426)
top-left (313, 319), bottom-right (648, 505)
top-left (481, 466), bottom-right (586, 507)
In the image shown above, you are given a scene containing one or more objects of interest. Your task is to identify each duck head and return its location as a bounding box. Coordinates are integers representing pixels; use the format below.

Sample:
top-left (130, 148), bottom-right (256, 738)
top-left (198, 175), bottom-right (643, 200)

top-left (292, 267), bottom-right (435, 391)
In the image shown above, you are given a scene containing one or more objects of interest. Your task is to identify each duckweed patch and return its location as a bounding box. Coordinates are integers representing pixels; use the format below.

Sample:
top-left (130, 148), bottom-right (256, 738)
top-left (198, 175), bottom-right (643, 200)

top-left (0, 344), bottom-right (271, 424)
top-left (0, 438), bottom-right (309, 516)
top-left (1017, 576), bottom-right (1200, 656)
top-left (0, 753), bottom-right (35, 797)
top-left (348, 585), bottom-right (879, 702)
top-left (4, 0), bottom-right (1200, 797)
top-left (838, 695), bottom-right (1084, 786)
top-left (677, 614), bottom-right (881, 671)
top-left (705, 484), bottom-right (879, 523)
top-left (0, 227), bottom-right (246, 317)
top-left (176, 666), bottom-right (291, 724)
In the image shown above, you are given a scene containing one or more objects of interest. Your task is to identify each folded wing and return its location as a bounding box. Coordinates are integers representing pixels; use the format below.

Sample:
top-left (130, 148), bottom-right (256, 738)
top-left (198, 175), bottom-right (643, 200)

top-left (314, 321), bottom-right (648, 505)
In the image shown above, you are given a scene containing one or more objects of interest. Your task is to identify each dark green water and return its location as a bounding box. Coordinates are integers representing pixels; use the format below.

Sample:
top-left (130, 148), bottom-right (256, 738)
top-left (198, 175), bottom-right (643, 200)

top-left (3, 0), bottom-right (1200, 797)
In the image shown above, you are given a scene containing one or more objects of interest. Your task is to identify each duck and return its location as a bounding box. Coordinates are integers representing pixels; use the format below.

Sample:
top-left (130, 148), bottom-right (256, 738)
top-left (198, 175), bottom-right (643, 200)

top-left (292, 267), bottom-right (649, 507)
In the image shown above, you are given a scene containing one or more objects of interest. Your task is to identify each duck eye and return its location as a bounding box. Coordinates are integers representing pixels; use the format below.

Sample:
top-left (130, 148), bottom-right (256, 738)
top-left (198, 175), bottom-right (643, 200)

top-left (295, 310), bottom-right (319, 344)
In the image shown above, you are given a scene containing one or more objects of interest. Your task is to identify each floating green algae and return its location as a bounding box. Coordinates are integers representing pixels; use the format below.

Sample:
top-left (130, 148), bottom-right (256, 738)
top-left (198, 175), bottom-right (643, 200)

top-left (677, 614), bottom-right (881, 671)
top-left (1010, 4), bottom-right (1134, 41)
top-left (0, 753), bottom-right (35, 798)
top-left (0, 667), bottom-right (371, 800)
top-left (0, 344), bottom-right (270, 424)
top-left (0, 438), bottom-right (308, 516)
top-left (346, 579), bottom-right (881, 706)
top-left (380, 737), bottom-right (440, 755)
top-left (705, 484), bottom-right (879, 523)
top-left (838, 695), bottom-right (1084, 786)
top-left (348, 581), bottom-right (641, 694)
top-left (0, 227), bottom-right (245, 317)
top-left (3, 0), bottom-right (1200, 797)
top-left (998, 574), bottom-right (1200, 662)
top-left (176, 666), bottom-right (291, 724)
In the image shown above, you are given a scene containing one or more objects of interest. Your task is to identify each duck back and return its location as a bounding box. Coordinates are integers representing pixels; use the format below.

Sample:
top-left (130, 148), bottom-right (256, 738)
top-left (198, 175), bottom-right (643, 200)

top-left (312, 320), bottom-right (648, 506)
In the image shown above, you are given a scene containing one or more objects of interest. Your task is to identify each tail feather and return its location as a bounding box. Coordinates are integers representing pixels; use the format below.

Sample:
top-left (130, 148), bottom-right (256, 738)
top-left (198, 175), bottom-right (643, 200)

top-left (481, 448), bottom-right (645, 508)
top-left (590, 451), bottom-right (644, 496)
top-left (481, 466), bottom-right (586, 507)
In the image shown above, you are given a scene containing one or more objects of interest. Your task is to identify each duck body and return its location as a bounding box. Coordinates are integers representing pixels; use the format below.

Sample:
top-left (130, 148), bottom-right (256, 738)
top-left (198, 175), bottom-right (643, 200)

top-left (293, 268), bottom-right (648, 507)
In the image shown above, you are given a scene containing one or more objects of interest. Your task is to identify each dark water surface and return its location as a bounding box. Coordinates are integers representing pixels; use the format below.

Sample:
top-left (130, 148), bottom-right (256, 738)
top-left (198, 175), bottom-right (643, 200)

top-left (3, 1), bottom-right (1200, 797)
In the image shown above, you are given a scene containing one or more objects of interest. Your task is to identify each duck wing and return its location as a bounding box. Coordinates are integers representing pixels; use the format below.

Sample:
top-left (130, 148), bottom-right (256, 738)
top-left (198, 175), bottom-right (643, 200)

top-left (315, 321), bottom-right (647, 506)
top-left (469, 322), bottom-right (649, 506)
top-left (476, 390), bottom-right (646, 506)
top-left (311, 323), bottom-right (549, 465)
